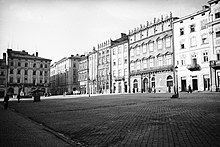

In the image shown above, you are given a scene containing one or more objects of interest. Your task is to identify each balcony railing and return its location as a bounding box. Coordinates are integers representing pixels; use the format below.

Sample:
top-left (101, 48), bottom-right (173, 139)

top-left (210, 60), bottom-right (220, 69)
top-left (114, 76), bottom-right (125, 81)
top-left (186, 64), bottom-right (201, 71)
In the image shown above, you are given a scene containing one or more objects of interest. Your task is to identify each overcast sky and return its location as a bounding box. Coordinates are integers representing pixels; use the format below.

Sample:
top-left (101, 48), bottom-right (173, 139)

top-left (0, 0), bottom-right (208, 63)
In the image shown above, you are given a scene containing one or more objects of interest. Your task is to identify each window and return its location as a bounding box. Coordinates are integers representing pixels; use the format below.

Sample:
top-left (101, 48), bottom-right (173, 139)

top-left (33, 71), bottom-right (36, 75)
top-left (143, 44), bottom-right (147, 53)
top-left (166, 37), bottom-right (171, 48)
top-left (33, 63), bottom-right (36, 68)
top-left (45, 64), bottom-right (47, 68)
top-left (24, 77), bottom-right (28, 83)
top-left (190, 36), bottom-right (197, 47)
top-left (136, 46), bottom-right (140, 55)
top-left (118, 46), bottom-right (122, 54)
top-left (190, 24), bottom-right (195, 32)
top-left (217, 53), bottom-right (220, 60)
top-left (201, 34), bottom-right (209, 44)
top-left (124, 44), bottom-right (128, 52)
top-left (136, 61), bottom-right (140, 70)
top-left (17, 78), bottom-right (20, 83)
top-left (215, 11), bottom-right (220, 19)
top-left (124, 68), bottom-right (128, 76)
top-left (25, 63), bottom-right (28, 67)
top-left (167, 76), bottom-right (173, 87)
top-left (113, 48), bottom-right (116, 55)
top-left (180, 40), bottom-right (185, 49)
top-left (40, 71), bottom-right (43, 76)
top-left (150, 58), bottom-right (154, 67)
top-left (113, 59), bottom-right (116, 66)
top-left (166, 55), bottom-right (172, 65)
top-left (25, 70), bottom-right (28, 75)
top-left (17, 69), bottom-right (20, 74)
top-left (192, 54), bottom-right (197, 65)
top-left (118, 69), bottom-right (122, 77)
top-left (158, 57), bottom-right (163, 66)
top-left (10, 69), bottom-right (13, 74)
top-left (9, 77), bottom-right (13, 83)
top-left (180, 55), bottom-right (186, 66)
top-left (143, 60), bottom-right (147, 68)
top-left (203, 51), bottom-right (208, 62)
top-left (216, 31), bottom-right (220, 38)
top-left (10, 62), bottom-right (13, 66)
top-left (18, 62), bottom-right (21, 66)
top-left (149, 42), bottom-right (154, 52)
top-left (201, 19), bottom-right (207, 30)
top-left (113, 70), bottom-right (116, 77)
top-left (106, 55), bottom-right (110, 63)
top-left (124, 58), bottom-right (127, 64)
top-left (107, 50), bottom-right (109, 53)
top-left (131, 63), bottom-right (134, 71)
top-left (73, 63), bottom-right (76, 68)
top-left (180, 28), bottom-right (184, 35)
top-left (157, 39), bottom-right (162, 49)
top-left (130, 49), bottom-right (134, 57)
top-left (118, 58), bottom-right (121, 65)
top-left (45, 71), bottom-right (47, 76)
top-left (33, 78), bottom-right (36, 85)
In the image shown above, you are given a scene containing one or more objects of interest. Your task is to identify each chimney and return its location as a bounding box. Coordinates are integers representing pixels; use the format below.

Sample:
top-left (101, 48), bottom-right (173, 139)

top-left (3, 53), bottom-right (6, 60)
top-left (36, 52), bottom-right (38, 57)
top-left (121, 33), bottom-right (127, 38)
top-left (202, 5), bottom-right (209, 10)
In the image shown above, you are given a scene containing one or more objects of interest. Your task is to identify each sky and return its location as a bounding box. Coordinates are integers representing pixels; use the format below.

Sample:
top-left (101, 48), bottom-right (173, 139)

top-left (0, 0), bottom-right (208, 63)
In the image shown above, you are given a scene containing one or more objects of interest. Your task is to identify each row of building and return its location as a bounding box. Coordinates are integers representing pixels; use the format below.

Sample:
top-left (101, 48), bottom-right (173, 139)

top-left (0, 0), bottom-right (219, 97)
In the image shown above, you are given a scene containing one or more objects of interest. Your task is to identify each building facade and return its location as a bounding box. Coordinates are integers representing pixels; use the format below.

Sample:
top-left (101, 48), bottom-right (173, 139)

top-left (50, 55), bottom-right (82, 95)
top-left (174, 6), bottom-right (211, 92)
top-left (129, 13), bottom-right (178, 93)
top-left (88, 49), bottom-right (98, 94)
top-left (111, 33), bottom-right (129, 93)
top-left (0, 53), bottom-right (7, 97)
top-left (7, 49), bottom-right (51, 96)
top-left (209, 0), bottom-right (220, 91)
top-left (78, 55), bottom-right (89, 94)
top-left (97, 39), bottom-right (112, 94)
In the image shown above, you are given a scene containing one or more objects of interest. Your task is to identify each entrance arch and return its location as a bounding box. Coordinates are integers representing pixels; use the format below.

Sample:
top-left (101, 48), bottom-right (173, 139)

top-left (133, 79), bottom-right (138, 93)
top-left (143, 78), bottom-right (148, 92)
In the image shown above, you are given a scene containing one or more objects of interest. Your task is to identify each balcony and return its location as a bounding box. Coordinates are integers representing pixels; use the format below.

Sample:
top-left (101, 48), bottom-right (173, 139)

top-left (187, 64), bottom-right (201, 71)
top-left (210, 60), bottom-right (220, 69)
top-left (115, 76), bottom-right (125, 81)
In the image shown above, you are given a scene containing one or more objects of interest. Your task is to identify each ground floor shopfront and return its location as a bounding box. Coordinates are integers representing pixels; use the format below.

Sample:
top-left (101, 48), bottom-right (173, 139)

top-left (210, 60), bottom-right (220, 92)
top-left (130, 70), bottom-right (174, 93)
top-left (112, 78), bottom-right (129, 94)
top-left (177, 66), bottom-right (211, 92)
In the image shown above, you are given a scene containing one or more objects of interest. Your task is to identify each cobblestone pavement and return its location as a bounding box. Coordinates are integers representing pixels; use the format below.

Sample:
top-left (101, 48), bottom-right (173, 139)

top-left (5, 93), bottom-right (220, 147)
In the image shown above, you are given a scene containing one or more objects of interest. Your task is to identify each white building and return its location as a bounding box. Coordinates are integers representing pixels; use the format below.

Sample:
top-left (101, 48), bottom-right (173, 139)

top-left (208, 0), bottom-right (220, 92)
top-left (111, 33), bottom-right (129, 93)
top-left (88, 48), bottom-right (98, 94)
top-left (173, 5), bottom-right (211, 92)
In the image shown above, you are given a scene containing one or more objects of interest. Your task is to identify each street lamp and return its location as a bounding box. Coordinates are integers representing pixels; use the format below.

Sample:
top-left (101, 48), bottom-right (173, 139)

top-left (171, 66), bottom-right (179, 98)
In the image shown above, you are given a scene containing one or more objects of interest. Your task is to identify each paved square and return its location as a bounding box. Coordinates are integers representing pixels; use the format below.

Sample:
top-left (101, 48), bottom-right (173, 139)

top-left (8, 93), bottom-right (220, 146)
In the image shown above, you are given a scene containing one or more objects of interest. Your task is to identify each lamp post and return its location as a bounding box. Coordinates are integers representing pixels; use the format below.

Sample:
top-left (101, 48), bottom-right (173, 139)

top-left (171, 66), bottom-right (179, 98)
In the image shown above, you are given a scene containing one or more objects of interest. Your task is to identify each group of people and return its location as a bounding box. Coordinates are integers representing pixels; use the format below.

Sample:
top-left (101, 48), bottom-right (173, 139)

top-left (3, 93), bottom-right (21, 110)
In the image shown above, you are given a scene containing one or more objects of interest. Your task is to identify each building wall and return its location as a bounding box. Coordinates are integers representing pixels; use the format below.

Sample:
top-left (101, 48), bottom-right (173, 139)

top-left (111, 35), bottom-right (129, 94)
top-left (0, 53), bottom-right (7, 97)
top-left (88, 50), bottom-right (98, 94)
top-left (174, 6), bottom-right (211, 92)
top-left (129, 14), bottom-right (176, 93)
top-left (7, 49), bottom-right (51, 96)
top-left (78, 56), bottom-right (89, 94)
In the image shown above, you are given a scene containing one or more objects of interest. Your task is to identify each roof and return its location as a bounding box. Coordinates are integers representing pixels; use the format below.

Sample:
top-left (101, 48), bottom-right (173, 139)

top-left (7, 49), bottom-right (52, 62)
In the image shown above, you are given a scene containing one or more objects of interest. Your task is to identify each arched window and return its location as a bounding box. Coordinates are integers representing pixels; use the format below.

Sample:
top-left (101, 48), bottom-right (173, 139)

top-left (133, 79), bottom-right (138, 88)
top-left (151, 77), bottom-right (155, 88)
top-left (167, 75), bottom-right (173, 87)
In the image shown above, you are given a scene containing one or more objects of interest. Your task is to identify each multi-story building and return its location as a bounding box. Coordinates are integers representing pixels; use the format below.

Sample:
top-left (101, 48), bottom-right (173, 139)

top-left (174, 5), bottom-right (211, 92)
top-left (0, 53), bottom-right (7, 97)
top-left (50, 54), bottom-right (82, 95)
top-left (97, 39), bottom-right (112, 94)
top-left (111, 33), bottom-right (129, 93)
top-left (129, 13), bottom-right (178, 93)
top-left (78, 55), bottom-right (89, 94)
top-left (88, 48), bottom-right (98, 94)
top-left (208, 0), bottom-right (220, 91)
top-left (7, 49), bottom-right (51, 96)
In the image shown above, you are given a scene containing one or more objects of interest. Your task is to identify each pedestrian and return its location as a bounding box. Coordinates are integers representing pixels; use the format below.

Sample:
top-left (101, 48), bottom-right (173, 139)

top-left (168, 86), bottom-right (171, 93)
top-left (4, 93), bottom-right (10, 110)
top-left (188, 85), bottom-right (192, 93)
top-left (17, 93), bottom-right (20, 103)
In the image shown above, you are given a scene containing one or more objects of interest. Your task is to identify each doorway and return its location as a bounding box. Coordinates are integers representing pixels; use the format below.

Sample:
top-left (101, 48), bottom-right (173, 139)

top-left (181, 78), bottom-right (187, 92)
top-left (203, 75), bottom-right (210, 91)
top-left (192, 78), bottom-right (198, 91)
top-left (143, 78), bottom-right (148, 92)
